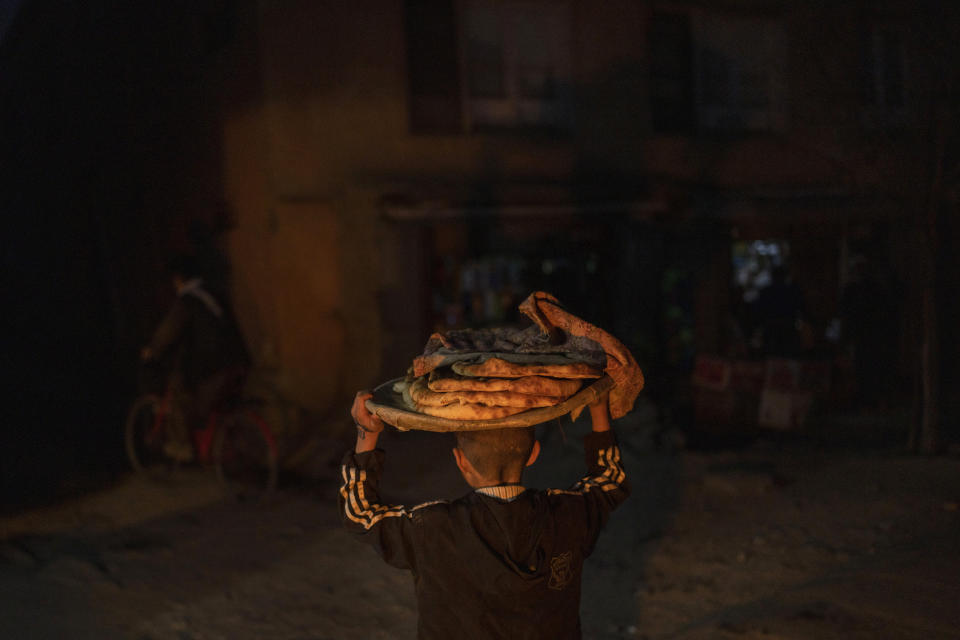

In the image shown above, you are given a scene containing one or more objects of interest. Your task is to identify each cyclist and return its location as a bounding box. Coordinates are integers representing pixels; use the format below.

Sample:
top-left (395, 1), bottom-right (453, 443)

top-left (141, 253), bottom-right (251, 462)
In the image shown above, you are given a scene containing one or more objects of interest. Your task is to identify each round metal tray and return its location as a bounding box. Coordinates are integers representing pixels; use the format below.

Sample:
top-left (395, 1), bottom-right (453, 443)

top-left (365, 375), bottom-right (614, 432)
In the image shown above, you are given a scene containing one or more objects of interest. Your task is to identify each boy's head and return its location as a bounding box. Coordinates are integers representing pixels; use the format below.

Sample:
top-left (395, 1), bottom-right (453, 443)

top-left (453, 427), bottom-right (540, 487)
top-left (167, 253), bottom-right (201, 290)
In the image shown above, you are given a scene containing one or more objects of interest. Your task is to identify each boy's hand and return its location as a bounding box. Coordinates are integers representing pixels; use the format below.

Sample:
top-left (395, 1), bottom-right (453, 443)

top-left (588, 391), bottom-right (611, 432)
top-left (351, 391), bottom-right (384, 432)
top-left (351, 391), bottom-right (384, 453)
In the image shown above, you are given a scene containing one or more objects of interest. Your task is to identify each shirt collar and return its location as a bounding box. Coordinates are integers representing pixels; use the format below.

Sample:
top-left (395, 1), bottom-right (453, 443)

top-left (176, 278), bottom-right (223, 318)
top-left (475, 484), bottom-right (526, 501)
top-left (176, 277), bottom-right (205, 295)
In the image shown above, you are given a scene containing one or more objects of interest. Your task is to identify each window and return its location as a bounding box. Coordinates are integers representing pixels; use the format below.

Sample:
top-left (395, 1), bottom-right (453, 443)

top-left (405, 0), bottom-right (572, 133)
top-left (692, 13), bottom-right (787, 131)
top-left (648, 10), bottom-right (786, 132)
top-left (461, 0), bottom-right (573, 130)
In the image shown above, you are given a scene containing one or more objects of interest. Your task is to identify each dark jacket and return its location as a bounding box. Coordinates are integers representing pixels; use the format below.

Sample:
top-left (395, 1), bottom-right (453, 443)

top-left (148, 279), bottom-right (250, 388)
top-left (339, 430), bottom-right (629, 639)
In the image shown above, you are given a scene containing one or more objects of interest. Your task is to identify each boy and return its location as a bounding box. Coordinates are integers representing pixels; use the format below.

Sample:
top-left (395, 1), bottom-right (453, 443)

top-left (339, 390), bottom-right (629, 639)
top-left (141, 253), bottom-right (250, 461)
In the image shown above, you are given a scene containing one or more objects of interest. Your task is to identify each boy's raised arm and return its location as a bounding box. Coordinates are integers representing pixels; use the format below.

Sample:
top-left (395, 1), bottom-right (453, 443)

top-left (351, 391), bottom-right (384, 452)
top-left (548, 391), bottom-right (629, 555)
top-left (340, 391), bottom-right (420, 570)
top-left (588, 391), bottom-right (611, 432)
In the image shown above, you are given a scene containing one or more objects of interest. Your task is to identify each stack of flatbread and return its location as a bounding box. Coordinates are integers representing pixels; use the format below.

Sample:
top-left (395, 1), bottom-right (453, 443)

top-left (380, 292), bottom-right (644, 425)
top-left (394, 352), bottom-right (604, 421)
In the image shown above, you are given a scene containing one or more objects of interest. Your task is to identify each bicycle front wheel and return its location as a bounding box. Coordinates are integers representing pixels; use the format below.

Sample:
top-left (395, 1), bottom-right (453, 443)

top-left (125, 394), bottom-right (179, 476)
top-left (213, 410), bottom-right (278, 502)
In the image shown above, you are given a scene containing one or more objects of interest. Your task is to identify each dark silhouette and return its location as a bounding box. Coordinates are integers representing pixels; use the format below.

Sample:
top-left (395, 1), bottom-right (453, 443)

top-left (841, 260), bottom-right (897, 409)
top-left (752, 266), bottom-right (806, 358)
top-left (141, 254), bottom-right (250, 461)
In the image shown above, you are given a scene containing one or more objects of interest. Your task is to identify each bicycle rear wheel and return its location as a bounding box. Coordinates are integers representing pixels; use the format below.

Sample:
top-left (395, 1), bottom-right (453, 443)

top-left (125, 394), bottom-right (181, 476)
top-left (213, 410), bottom-right (278, 502)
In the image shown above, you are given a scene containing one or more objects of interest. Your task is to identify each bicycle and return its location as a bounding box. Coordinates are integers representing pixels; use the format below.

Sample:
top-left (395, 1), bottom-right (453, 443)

top-left (124, 376), bottom-right (279, 502)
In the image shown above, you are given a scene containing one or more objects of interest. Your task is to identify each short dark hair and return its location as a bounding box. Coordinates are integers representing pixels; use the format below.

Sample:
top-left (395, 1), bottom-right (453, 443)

top-left (455, 427), bottom-right (536, 480)
top-left (167, 253), bottom-right (201, 280)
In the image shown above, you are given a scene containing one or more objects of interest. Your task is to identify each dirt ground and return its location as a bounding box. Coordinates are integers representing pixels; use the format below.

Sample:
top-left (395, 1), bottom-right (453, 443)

top-left (1, 407), bottom-right (959, 640)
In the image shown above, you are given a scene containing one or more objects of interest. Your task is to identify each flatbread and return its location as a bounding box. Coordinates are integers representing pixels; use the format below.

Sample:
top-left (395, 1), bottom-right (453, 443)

top-left (428, 369), bottom-right (583, 396)
top-left (452, 357), bottom-right (603, 379)
top-left (417, 402), bottom-right (530, 420)
top-left (410, 376), bottom-right (566, 409)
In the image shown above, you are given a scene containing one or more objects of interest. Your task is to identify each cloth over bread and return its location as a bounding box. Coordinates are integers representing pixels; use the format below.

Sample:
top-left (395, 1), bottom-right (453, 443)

top-left (412, 326), bottom-right (605, 377)
top-left (518, 291), bottom-right (644, 420)
top-left (450, 358), bottom-right (601, 380)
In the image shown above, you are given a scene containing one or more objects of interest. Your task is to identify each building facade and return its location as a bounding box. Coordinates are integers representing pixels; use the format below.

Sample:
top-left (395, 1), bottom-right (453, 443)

top-left (213, 1), bottom-right (947, 417)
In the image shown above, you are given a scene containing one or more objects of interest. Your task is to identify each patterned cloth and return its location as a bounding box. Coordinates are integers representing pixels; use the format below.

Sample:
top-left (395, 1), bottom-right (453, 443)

top-left (518, 292), bottom-right (644, 420)
top-left (412, 324), bottom-right (605, 378)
